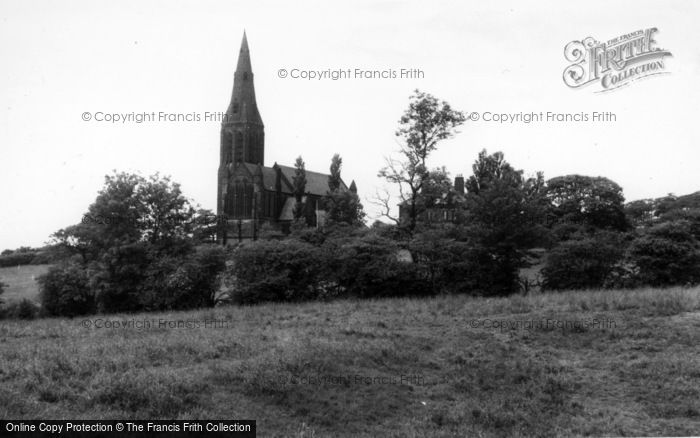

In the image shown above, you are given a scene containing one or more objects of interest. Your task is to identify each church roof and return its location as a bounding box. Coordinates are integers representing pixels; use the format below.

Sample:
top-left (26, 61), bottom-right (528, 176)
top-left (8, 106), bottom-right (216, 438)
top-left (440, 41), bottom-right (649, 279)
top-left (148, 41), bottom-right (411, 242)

top-left (238, 162), bottom-right (347, 197)
top-left (276, 164), bottom-right (347, 197)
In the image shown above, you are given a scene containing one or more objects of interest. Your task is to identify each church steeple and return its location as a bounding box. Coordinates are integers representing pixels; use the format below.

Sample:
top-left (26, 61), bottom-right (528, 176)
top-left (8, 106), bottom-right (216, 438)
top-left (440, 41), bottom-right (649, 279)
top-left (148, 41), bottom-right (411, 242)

top-left (236, 31), bottom-right (252, 74)
top-left (217, 31), bottom-right (266, 222)
top-left (225, 31), bottom-right (263, 126)
top-left (219, 32), bottom-right (265, 164)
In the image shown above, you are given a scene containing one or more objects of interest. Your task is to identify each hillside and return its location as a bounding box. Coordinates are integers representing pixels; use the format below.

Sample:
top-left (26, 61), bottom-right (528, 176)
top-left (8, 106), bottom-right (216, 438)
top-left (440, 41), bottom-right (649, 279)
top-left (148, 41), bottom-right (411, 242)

top-left (1, 287), bottom-right (699, 437)
top-left (0, 264), bottom-right (50, 304)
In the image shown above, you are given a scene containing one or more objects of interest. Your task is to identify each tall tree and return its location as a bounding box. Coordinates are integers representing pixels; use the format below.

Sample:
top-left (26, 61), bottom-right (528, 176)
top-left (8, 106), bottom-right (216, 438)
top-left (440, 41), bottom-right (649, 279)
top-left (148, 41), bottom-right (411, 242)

top-left (323, 155), bottom-right (365, 226)
top-left (292, 156), bottom-right (307, 221)
top-left (377, 90), bottom-right (466, 233)
top-left (462, 150), bottom-right (549, 294)
top-left (328, 154), bottom-right (342, 192)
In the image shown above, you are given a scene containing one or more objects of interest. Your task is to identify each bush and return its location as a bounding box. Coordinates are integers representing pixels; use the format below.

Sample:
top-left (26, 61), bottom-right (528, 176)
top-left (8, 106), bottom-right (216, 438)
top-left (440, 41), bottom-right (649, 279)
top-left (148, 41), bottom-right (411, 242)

top-left (227, 239), bottom-right (327, 304)
top-left (0, 280), bottom-right (6, 306)
top-left (542, 232), bottom-right (625, 291)
top-left (140, 245), bottom-right (227, 310)
top-left (17, 299), bottom-right (39, 319)
top-left (91, 242), bottom-right (152, 313)
top-left (38, 262), bottom-right (95, 317)
top-left (1, 299), bottom-right (40, 320)
top-left (628, 220), bottom-right (700, 286)
top-left (409, 233), bottom-right (475, 294)
top-left (226, 230), bottom-right (437, 304)
top-left (329, 233), bottom-right (430, 298)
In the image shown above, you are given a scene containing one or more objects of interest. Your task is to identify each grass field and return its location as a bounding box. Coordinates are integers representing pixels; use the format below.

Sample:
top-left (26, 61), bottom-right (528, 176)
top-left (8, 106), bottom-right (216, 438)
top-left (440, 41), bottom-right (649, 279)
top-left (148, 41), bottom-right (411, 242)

top-left (0, 264), bottom-right (50, 304)
top-left (0, 287), bottom-right (699, 437)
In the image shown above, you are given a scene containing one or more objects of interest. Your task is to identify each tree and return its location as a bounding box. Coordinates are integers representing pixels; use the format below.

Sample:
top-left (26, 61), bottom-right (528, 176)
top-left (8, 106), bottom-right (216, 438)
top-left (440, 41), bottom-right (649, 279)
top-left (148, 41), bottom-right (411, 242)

top-left (655, 192), bottom-right (700, 240)
top-left (629, 220), bottom-right (700, 286)
top-left (191, 208), bottom-right (220, 243)
top-left (416, 167), bottom-right (454, 212)
top-left (377, 90), bottom-right (466, 233)
top-left (461, 150), bottom-right (549, 295)
top-left (52, 172), bottom-right (197, 261)
top-left (44, 172), bottom-right (225, 314)
top-left (466, 151), bottom-right (524, 195)
top-left (625, 199), bottom-right (657, 228)
top-left (292, 156), bottom-right (307, 221)
top-left (323, 154), bottom-right (366, 226)
top-left (138, 173), bottom-right (195, 247)
top-left (328, 153), bottom-right (342, 192)
top-left (38, 262), bottom-right (95, 317)
top-left (546, 175), bottom-right (628, 234)
top-left (625, 191), bottom-right (700, 239)
top-left (324, 189), bottom-right (366, 226)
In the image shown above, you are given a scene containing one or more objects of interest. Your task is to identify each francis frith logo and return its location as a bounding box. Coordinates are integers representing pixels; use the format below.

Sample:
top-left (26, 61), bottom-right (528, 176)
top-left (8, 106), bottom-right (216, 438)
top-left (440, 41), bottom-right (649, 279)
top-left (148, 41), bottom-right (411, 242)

top-left (563, 28), bottom-right (672, 92)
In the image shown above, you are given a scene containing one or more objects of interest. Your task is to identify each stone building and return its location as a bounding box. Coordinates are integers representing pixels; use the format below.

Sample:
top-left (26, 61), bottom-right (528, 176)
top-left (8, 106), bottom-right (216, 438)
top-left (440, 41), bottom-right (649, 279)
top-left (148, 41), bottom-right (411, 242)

top-left (217, 32), bottom-right (350, 243)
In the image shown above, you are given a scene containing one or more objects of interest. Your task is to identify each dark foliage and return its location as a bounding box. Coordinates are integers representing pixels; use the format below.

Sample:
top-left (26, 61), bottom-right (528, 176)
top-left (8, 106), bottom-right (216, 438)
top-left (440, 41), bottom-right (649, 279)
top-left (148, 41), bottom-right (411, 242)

top-left (38, 262), bottom-right (95, 317)
top-left (39, 172), bottom-right (226, 316)
top-left (628, 220), bottom-right (700, 286)
top-left (541, 232), bottom-right (626, 291)
top-left (139, 245), bottom-right (227, 311)
top-left (546, 175), bottom-right (628, 233)
top-left (462, 150), bottom-right (550, 295)
top-left (328, 233), bottom-right (429, 298)
top-left (228, 239), bottom-right (326, 304)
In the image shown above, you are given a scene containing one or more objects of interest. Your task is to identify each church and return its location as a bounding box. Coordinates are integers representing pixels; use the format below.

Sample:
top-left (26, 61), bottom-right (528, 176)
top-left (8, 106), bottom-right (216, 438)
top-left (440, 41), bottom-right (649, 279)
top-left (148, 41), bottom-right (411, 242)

top-left (216, 32), bottom-right (351, 243)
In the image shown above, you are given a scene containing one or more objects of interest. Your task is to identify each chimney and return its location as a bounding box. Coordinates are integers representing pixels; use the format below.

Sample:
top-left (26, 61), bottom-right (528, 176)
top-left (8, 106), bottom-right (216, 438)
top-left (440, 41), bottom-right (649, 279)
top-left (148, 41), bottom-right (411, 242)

top-left (454, 174), bottom-right (465, 195)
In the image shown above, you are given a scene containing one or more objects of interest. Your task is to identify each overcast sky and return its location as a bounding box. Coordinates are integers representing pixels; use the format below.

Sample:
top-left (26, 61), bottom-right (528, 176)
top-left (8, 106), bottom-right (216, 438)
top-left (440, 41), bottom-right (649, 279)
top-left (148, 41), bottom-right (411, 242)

top-left (1, 0), bottom-right (699, 250)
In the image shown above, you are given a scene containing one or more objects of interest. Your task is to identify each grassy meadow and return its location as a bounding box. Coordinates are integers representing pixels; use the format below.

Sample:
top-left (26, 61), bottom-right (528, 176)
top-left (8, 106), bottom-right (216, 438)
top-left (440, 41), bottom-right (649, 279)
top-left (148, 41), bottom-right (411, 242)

top-left (0, 286), bottom-right (699, 437)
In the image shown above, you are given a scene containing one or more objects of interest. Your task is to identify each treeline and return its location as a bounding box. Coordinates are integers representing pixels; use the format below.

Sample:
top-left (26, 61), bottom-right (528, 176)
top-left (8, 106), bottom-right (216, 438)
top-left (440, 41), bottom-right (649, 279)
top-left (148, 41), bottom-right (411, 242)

top-left (228, 90), bottom-right (700, 303)
top-left (3, 90), bottom-right (698, 317)
top-left (0, 246), bottom-right (65, 267)
top-left (229, 153), bottom-right (700, 305)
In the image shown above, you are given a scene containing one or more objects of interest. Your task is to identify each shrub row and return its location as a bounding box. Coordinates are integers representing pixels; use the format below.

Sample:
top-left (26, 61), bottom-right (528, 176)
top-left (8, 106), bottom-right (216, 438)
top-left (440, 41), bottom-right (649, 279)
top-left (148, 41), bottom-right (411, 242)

top-left (226, 228), bottom-right (523, 305)
top-left (37, 245), bottom-right (227, 317)
top-left (541, 220), bottom-right (700, 290)
top-left (226, 234), bottom-right (426, 304)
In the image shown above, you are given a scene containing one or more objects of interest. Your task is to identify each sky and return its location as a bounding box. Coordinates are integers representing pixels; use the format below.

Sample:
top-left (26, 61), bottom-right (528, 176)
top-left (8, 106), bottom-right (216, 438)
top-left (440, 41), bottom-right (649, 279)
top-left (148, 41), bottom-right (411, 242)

top-left (1, 0), bottom-right (699, 250)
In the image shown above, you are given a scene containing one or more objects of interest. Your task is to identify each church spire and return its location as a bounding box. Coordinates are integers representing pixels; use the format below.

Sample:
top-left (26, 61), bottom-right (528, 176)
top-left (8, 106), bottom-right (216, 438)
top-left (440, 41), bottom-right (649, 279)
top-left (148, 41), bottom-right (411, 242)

top-left (236, 30), bottom-right (252, 73)
top-left (226, 31), bottom-right (263, 125)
